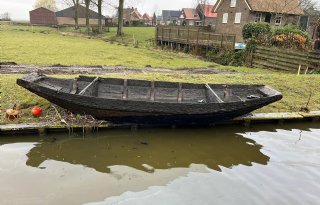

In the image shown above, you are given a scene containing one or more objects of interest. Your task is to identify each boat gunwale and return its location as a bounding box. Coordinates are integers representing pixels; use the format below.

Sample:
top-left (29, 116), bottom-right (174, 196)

top-left (25, 75), bottom-right (281, 105)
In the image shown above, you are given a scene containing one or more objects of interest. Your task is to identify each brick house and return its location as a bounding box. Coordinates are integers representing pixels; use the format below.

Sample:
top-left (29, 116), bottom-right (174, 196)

top-left (30, 5), bottom-right (104, 26)
top-left (123, 7), bottom-right (143, 25)
top-left (196, 4), bottom-right (217, 26)
top-left (142, 13), bottom-right (153, 25)
top-left (30, 7), bottom-right (58, 25)
top-left (55, 5), bottom-right (104, 26)
top-left (180, 8), bottom-right (201, 26)
top-left (212, 0), bottom-right (304, 42)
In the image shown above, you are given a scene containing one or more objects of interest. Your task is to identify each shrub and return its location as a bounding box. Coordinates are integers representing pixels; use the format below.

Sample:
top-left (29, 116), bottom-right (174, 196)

top-left (242, 22), bottom-right (272, 43)
top-left (207, 49), bottom-right (245, 67)
top-left (274, 24), bottom-right (311, 42)
top-left (272, 25), bottom-right (311, 49)
top-left (232, 50), bottom-right (246, 66)
top-left (272, 33), bottom-right (308, 50)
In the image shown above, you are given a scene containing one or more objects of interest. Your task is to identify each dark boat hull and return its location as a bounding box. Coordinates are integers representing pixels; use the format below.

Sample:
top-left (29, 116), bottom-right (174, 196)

top-left (17, 74), bottom-right (283, 125)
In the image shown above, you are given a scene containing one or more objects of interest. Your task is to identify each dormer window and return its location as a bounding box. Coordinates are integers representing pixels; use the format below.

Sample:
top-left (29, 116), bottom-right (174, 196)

top-left (231, 0), bottom-right (237, 7)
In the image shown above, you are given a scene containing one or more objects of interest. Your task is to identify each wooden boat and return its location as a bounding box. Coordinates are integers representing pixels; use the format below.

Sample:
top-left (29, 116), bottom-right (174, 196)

top-left (17, 73), bottom-right (282, 125)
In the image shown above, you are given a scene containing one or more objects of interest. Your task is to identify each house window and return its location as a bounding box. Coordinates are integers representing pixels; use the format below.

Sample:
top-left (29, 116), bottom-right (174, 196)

top-left (255, 13), bottom-right (262, 22)
top-left (230, 0), bottom-right (237, 7)
top-left (275, 15), bottom-right (282, 25)
top-left (222, 13), bottom-right (228, 23)
top-left (235, 12), bottom-right (241, 24)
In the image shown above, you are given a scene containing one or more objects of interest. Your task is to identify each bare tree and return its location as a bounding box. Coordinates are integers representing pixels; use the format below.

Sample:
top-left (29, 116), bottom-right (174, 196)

top-left (317, 17), bottom-right (320, 38)
top-left (299, 0), bottom-right (319, 11)
top-left (34, 0), bottom-right (58, 11)
top-left (63, 0), bottom-right (80, 29)
top-left (196, 0), bottom-right (208, 26)
top-left (0, 12), bottom-right (11, 21)
top-left (263, 0), bottom-right (318, 16)
top-left (84, 0), bottom-right (91, 33)
top-left (117, 0), bottom-right (124, 36)
top-left (91, 0), bottom-right (104, 33)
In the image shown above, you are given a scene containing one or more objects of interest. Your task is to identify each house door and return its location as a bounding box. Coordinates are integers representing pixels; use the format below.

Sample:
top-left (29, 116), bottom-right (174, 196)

top-left (265, 13), bottom-right (271, 23)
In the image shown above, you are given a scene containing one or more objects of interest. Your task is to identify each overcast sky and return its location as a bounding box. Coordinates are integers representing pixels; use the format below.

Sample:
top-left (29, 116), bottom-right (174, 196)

top-left (0, 0), bottom-right (217, 20)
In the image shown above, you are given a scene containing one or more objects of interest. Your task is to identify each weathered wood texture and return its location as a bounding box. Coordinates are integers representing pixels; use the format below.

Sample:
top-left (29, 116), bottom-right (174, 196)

top-left (156, 26), bottom-right (236, 50)
top-left (252, 46), bottom-right (320, 72)
top-left (17, 73), bottom-right (283, 125)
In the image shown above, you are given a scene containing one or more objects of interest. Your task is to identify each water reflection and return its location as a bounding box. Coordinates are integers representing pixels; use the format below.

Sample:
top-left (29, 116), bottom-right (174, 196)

top-left (1, 122), bottom-right (320, 205)
top-left (25, 127), bottom-right (269, 173)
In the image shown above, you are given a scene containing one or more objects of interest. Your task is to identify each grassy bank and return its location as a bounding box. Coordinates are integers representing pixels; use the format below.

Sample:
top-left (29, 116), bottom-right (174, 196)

top-left (1, 73), bottom-right (319, 124)
top-left (0, 24), bottom-right (212, 68)
top-left (99, 27), bottom-right (155, 46)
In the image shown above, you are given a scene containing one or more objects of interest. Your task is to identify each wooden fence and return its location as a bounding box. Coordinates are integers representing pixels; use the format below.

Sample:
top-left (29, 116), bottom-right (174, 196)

top-left (156, 26), bottom-right (236, 50)
top-left (252, 46), bottom-right (320, 72)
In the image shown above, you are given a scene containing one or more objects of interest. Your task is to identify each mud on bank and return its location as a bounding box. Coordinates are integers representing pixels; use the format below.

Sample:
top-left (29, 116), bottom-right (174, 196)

top-left (0, 63), bottom-right (237, 75)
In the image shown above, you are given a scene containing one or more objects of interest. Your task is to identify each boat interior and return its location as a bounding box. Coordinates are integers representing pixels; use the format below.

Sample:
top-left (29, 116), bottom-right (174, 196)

top-left (36, 76), bottom-right (270, 103)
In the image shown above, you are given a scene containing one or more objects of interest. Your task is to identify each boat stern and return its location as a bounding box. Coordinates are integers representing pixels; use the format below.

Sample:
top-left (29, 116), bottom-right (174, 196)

top-left (16, 73), bottom-right (45, 88)
top-left (259, 86), bottom-right (283, 101)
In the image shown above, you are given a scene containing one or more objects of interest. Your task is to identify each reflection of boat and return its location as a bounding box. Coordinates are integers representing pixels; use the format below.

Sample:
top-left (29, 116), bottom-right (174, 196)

top-left (17, 73), bottom-right (282, 125)
top-left (26, 128), bottom-right (269, 173)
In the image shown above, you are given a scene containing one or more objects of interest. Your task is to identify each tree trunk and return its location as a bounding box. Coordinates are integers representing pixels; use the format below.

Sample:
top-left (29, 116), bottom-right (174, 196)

top-left (98, 0), bottom-right (102, 33)
top-left (117, 0), bottom-right (124, 36)
top-left (85, 0), bottom-right (90, 33)
top-left (74, 0), bottom-right (79, 29)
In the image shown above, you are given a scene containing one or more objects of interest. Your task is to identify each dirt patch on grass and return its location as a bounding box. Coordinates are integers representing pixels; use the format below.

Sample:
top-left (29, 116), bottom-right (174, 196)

top-left (0, 63), bottom-right (237, 75)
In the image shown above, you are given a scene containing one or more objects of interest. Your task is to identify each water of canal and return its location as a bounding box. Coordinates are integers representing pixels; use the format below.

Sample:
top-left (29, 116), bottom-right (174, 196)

top-left (0, 122), bottom-right (319, 205)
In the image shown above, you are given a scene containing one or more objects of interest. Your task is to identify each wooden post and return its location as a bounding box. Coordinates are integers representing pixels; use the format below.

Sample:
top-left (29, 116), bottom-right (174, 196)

top-left (220, 34), bottom-right (224, 49)
top-left (232, 35), bottom-right (236, 50)
top-left (155, 26), bottom-right (158, 47)
top-left (123, 79), bottom-right (128, 99)
top-left (161, 26), bottom-right (164, 49)
top-left (196, 29), bottom-right (200, 54)
top-left (150, 81), bottom-right (155, 101)
top-left (177, 28), bottom-right (180, 41)
top-left (187, 28), bottom-right (190, 45)
top-left (297, 65), bottom-right (301, 75)
top-left (177, 83), bottom-right (182, 102)
top-left (305, 67), bottom-right (309, 75)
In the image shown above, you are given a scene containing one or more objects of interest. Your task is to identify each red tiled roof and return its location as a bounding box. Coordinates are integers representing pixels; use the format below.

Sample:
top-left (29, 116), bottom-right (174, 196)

top-left (143, 13), bottom-right (152, 21)
top-left (200, 4), bottom-right (217, 18)
top-left (182, 8), bottom-right (200, 20)
top-left (132, 9), bottom-right (142, 19)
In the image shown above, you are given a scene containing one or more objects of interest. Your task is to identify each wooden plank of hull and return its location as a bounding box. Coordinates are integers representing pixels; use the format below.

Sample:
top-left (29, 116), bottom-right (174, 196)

top-left (78, 77), bottom-right (99, 95)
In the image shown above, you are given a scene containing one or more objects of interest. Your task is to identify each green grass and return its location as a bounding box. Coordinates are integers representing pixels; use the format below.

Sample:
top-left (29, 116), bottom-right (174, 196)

top-left (0, 24), bottom-right (319, 124)
top-left (99, 27), bottom-right (156, 46)
top-left (0, 24), bottom-right (213, 68)
top-left (1, 73), bottom-right (319, 124)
